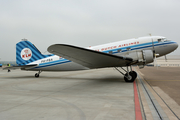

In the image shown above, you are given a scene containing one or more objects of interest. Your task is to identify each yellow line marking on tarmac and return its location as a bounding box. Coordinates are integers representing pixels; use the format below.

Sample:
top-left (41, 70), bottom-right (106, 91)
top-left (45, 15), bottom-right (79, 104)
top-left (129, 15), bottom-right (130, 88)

top-left (146, 80), bottom-right (180, 81)
top-left (138, 71), bottom-right (144, 76)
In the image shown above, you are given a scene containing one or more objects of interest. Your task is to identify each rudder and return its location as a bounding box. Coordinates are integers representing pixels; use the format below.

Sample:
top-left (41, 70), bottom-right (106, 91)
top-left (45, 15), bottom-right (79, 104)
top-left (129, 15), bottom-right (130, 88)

top-left (16, 40), bottom-right (53, 65)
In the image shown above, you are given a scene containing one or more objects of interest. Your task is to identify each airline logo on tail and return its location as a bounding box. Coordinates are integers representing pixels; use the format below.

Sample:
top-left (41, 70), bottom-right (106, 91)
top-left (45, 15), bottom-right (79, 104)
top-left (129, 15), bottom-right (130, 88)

top-left (21, 48), bottom-right (32, 60)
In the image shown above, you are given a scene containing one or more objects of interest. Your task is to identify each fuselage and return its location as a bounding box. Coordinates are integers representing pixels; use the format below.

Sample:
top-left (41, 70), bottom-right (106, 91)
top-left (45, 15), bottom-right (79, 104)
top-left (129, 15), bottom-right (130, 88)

top-left (25, 36), bottom-right (178, 71)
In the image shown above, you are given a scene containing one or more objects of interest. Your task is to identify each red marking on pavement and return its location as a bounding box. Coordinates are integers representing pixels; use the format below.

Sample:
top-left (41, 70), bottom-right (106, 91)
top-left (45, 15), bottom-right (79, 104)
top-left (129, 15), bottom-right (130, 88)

top-left (134, 81), bottom-right (143, 120)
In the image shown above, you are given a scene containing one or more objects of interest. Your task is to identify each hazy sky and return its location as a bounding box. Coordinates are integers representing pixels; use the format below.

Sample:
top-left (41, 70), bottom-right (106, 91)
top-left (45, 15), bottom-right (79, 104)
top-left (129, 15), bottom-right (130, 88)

top-left (0, 0), bottom-right (180, 61)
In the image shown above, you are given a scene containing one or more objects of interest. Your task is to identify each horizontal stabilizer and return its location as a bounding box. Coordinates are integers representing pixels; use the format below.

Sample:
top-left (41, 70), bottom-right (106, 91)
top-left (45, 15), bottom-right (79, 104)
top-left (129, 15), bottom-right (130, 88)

top-left (48, 44), bottom-right (133, 69)
top-left (3, 64), bottom-right (38, 70)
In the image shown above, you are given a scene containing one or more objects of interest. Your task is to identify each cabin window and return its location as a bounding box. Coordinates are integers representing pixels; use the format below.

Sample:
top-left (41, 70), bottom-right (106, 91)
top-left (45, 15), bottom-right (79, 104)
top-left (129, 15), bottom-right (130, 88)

top-left (109, 51), bottom-right (113, 54)
top-left (117, 49), bottom-right (121, 52)
top-left (126, 47), bottom-right (131, 51)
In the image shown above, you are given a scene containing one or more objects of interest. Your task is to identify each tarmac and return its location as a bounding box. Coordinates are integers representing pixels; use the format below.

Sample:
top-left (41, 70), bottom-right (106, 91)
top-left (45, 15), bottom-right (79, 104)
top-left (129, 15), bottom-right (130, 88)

top-left (138, 67), bottom-right (180, 105)
top-left (0, 68), bottom-right (135, 120)
top-left (137, 67), bottom-right (180, 120)
top-left (0, 67), bottom-right (180, 120)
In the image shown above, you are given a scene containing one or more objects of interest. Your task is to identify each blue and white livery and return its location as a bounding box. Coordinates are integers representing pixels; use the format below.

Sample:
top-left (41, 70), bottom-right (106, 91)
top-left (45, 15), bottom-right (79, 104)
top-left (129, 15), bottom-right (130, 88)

top-left (4, 36), bottom-right (178, 82)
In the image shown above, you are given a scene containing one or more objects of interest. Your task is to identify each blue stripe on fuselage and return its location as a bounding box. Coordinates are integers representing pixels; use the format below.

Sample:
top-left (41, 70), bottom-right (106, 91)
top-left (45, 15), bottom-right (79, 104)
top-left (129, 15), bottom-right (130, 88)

top-left (34, 60), bottom-right (71, 68)
top-left (30, 41), bottom-right (175, 69)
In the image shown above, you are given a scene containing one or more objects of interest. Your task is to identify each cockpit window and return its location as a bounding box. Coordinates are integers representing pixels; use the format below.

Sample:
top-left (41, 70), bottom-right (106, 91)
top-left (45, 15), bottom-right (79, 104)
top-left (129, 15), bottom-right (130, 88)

top-left (158, 39), bottom-right (162, 42)
top-left (162, 38), bottom-right (168, 41)
top-left (157, 38), bottom-right (170, 42)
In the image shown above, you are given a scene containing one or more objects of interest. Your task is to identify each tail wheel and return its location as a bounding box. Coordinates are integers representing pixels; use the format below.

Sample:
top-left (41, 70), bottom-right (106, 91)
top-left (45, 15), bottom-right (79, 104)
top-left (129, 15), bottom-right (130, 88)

top-left (35, 73), bottom-right (39, 78)
top-left (35, 70), bottom-right (42, 78)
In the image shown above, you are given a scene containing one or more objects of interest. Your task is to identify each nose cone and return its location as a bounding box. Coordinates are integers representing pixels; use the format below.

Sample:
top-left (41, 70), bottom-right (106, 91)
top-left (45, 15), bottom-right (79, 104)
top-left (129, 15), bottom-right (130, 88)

top-left (156, 41), bottom-right (178, 57)
top-left (173, 42), bottom-right (178, 50)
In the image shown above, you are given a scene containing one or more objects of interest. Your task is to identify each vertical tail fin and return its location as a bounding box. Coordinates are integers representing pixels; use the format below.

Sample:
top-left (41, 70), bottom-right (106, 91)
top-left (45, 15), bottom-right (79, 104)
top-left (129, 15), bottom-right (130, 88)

top-left (16, 40), bottom-right (53, 65)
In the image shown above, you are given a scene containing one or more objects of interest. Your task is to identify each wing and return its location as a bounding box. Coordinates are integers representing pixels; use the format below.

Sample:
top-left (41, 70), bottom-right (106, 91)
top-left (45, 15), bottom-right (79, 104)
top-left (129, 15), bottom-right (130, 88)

top-left (48, 44), bottom-right (133, 69)
top-left (3, 64), bottom-right (38, 70)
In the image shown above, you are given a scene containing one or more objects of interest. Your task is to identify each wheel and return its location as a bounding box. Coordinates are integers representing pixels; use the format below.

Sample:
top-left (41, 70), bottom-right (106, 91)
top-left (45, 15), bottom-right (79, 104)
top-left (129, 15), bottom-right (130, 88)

top-left (8, 69), bottom-right (11, 72)
top-left (35, 73), bottom-right (39, 78)
top-left (129, 71), bottom-right (137, 79)
top-left (124, 73), bottom-right (135, 82)
top-left (35, 73), bottom-right (39, 77)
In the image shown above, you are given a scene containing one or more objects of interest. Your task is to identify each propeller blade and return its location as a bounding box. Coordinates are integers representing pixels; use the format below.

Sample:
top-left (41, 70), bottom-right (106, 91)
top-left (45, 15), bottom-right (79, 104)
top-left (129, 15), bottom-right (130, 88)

top-left (153, 54), bottom-right (156, 67)
top-left (149, 34), bottom-right (159, 69)
top-left (154, 54), bottom-right (160, 69)
top-left (151, 36), bottom-right (156, 67)
top-left (165, 55), bottom-right (167, 62)
top-left (151, 39), bottom-right (155, 55)
top-left (155, 55), bottom-right (158, 69)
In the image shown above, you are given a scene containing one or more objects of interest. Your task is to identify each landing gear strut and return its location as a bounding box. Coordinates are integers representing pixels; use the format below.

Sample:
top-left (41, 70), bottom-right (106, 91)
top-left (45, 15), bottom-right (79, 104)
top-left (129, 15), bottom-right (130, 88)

top-left (115, 66), bottom-right (137, 82)
top-left (35, 70), bottom-right (42, 78)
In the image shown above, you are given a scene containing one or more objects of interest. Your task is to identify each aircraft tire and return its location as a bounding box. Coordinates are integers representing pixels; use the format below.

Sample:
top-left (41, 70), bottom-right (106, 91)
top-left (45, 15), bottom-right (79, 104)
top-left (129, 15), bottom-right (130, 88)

top-left (35, 73), bottom-right (39, 78)
top-left (124, 73), bottom-right (135, 82)
top-left (130, 71), bottom-right (137, 79)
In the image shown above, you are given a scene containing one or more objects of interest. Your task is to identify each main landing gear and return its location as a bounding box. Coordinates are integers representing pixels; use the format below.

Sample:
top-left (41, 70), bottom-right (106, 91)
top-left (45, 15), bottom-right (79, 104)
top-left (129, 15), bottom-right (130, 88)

top-left (35, 70), bottom-right (42, 78)
top-left (115, 66), bottom-right (137, 82)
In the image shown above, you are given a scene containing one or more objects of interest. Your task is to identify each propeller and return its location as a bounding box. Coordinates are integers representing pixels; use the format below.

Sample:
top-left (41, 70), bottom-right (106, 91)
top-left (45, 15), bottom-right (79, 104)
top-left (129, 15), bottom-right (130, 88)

top-left (149, 34), bottom-right (159, 68)
top-left (165, 55), bottom-right (167, 62)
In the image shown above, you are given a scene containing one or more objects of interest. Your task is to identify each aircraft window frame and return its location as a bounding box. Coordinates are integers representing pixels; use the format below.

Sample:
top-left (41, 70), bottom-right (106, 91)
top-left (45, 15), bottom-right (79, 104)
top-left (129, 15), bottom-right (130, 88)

top-left (158, 38), bottom-right (169, 42)
top-left (158, 39), bottom-right (162, 42)
top-left (109, 51), bottom-right (113, 54)
top-left (162, 38), bottom-right (168, 42)
top-left (126, 47), bottom-right (131, 51)
top-left (117, 49), bottom-right (122, 52)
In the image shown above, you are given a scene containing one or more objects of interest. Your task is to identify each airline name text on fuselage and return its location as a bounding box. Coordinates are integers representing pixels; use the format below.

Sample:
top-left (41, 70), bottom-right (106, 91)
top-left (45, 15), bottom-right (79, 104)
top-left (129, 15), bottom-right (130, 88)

top-left (95, 41), bottom-right (140, 51)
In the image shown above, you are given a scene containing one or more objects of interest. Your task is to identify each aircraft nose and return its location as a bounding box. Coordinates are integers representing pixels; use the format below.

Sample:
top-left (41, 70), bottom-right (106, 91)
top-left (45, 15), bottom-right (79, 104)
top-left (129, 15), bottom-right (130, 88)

top-left (173, 42), bottom-right (178, 50)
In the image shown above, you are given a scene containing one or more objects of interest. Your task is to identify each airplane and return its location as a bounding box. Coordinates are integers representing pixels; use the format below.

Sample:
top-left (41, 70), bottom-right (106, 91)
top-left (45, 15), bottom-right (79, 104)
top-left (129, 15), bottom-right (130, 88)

top-left (3, 36), bottom-right (178, 82)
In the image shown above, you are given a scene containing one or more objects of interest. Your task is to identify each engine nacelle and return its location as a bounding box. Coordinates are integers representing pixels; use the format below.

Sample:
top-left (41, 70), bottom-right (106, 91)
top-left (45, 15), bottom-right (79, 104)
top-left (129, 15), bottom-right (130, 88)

top-left (120, 50), bottom-right (154, 68)
top-left (137, 50), bottom-right (154, 64)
